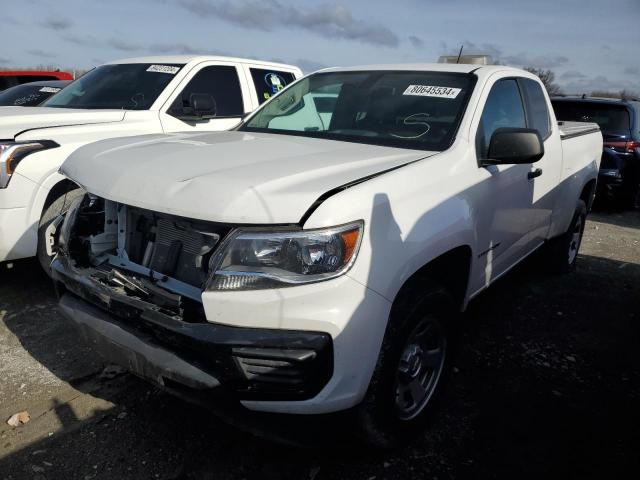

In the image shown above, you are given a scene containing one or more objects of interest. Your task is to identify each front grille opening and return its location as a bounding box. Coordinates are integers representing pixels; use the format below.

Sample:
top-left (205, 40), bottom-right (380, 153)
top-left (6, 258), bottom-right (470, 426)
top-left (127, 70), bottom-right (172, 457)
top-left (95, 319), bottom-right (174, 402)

top-left (124, 208), bottom-right (225, 287)
top-left (66, 195), bottom-right (231, 321)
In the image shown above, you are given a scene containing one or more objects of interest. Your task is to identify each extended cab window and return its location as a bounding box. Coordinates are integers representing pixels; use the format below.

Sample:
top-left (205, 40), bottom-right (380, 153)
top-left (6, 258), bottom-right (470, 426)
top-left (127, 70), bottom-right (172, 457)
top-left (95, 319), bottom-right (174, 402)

top-left (250, 68), bottom-right (296, 104)
top-left (169, 65), bottom-right (244, 118)
top-left (521, 78), bottom-right (551, 139)
top-left (477, 79), bottom-right (526, 158)
top-left (242, 70), bottom-right (475, 151)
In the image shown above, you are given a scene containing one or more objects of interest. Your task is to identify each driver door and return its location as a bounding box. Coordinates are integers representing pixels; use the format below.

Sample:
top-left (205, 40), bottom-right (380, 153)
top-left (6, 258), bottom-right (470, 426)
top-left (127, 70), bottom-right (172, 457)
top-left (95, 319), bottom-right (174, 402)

top-left (160, 63), bottom-right (252, 133)
top-left (472, 77), bottom-right (539, 288)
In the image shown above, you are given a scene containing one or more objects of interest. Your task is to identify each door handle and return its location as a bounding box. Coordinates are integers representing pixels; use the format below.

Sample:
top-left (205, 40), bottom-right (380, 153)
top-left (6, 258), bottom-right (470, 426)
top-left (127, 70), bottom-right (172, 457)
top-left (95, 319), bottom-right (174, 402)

top-left (528, 168), bottom-right (543, 180)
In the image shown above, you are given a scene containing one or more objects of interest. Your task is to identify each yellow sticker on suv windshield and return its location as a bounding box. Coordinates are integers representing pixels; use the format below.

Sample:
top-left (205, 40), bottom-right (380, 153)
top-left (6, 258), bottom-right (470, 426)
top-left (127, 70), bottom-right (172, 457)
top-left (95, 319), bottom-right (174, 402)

top-left (403, 85), bottom-right (461, 99)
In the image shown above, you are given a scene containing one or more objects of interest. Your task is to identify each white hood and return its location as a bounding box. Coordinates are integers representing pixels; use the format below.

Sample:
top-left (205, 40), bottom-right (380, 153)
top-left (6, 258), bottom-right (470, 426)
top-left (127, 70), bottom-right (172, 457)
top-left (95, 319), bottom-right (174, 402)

top-left (0, 107), bottom-right (125, 139)
top-left (61, 131), bottom-right (436, 224)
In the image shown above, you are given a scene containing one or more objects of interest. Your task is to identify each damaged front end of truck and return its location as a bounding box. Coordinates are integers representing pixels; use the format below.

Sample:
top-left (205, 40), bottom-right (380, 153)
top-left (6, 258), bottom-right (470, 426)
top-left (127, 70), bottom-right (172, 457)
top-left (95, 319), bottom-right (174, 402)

top-left (50, 192), bottom-right (334, 403)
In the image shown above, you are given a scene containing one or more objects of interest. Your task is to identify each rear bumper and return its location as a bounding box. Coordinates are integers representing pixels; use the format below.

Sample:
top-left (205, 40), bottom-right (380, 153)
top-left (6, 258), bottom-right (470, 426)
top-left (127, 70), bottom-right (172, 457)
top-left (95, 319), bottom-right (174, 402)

top-left (597, 170), bottom-right (624, 198)
top-left (51, 255), bottom-right (334, 405)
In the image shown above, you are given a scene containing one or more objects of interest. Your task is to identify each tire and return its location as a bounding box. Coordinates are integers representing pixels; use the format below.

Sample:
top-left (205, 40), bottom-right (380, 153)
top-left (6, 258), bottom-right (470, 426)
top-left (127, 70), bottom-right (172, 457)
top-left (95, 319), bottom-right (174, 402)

top-left (354, 279), bottom-right (456, 449)
top-left (544, 199), bottom-right (587, 273)
top-left (37, 188), bottom-right (83, 276)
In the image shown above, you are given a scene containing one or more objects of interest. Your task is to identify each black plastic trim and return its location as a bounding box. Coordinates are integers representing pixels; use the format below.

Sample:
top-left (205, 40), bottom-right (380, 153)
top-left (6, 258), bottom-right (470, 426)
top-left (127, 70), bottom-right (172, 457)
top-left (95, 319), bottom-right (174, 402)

top-left (51, 255), bottom-right (334, 401)
top-left (559, 126), bottom-right (601, 140)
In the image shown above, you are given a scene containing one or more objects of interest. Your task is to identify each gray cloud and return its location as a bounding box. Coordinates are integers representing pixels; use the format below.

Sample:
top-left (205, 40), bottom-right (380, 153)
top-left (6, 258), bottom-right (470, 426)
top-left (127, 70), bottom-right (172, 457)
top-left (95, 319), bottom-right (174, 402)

top-left (69, 35), bottom-right (226, 57)
top-left (61, 33), bottom-right (100, 46)
top-left (108, 38), bottom-right (140, 52)
top-left (502, 53), bottom-right (569, 69)
top-left (41, 17), bottom-right (73, 30)
top-left (294, 59), bottom-right (328, 73)
top-left (27, 48), bottom-right (56, 58)
top-left (561, 74), bottom-right (640, 95)
top-left (408, 35), bottom-right (424, 48)
top-left (624, 66), bottom-right (639, 75)
top-left (147, 43), bottom-right (225, 55)
top-left (0, 57), bottom-right (11, 65)
top-left (178, 0), bottom-right (399, 47)
top-left (561, 70), bottom-right (587, 80)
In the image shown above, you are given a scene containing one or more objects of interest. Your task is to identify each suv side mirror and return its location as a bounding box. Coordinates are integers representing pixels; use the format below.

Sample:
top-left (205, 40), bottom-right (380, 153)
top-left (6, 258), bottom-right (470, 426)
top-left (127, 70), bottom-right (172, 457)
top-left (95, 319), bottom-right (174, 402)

top-left (483, 128), bottom-right (544, 165)
top-left (190, 93), bottom-right (217, 119)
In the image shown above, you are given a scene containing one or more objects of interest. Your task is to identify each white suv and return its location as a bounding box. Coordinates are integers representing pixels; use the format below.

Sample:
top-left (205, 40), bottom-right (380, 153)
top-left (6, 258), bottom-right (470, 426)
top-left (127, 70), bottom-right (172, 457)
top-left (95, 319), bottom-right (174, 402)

top-left (0, 55), bottom-right (301, 270)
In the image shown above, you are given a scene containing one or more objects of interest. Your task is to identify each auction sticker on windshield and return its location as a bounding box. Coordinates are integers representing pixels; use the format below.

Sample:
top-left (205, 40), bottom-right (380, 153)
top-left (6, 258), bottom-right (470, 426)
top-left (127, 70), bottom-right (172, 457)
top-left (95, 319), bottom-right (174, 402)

top-left (146, 65), bottom-right (180, 74)
top-left (39, 87), bottom-right (62, 93)
top-left (403, 85), bottom-right (461, 99)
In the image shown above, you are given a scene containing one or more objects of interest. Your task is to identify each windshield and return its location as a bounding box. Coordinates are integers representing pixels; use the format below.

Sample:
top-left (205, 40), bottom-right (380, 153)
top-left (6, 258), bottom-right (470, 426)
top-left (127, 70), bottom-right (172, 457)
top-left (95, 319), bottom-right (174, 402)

top-left (241, 70), bottom-right (475, 150)
top-left (42, 63), bottom-right (183, 110)
top-left (0, 83), bottom-right (63, 106)
top-left (552, 101), bottom-right (631, 134)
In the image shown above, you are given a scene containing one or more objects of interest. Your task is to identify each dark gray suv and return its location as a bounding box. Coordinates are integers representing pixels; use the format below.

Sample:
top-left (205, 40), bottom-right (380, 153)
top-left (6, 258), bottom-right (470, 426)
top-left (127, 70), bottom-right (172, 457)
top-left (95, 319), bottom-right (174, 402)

top-left (552, 96), bottom-right (640, 208)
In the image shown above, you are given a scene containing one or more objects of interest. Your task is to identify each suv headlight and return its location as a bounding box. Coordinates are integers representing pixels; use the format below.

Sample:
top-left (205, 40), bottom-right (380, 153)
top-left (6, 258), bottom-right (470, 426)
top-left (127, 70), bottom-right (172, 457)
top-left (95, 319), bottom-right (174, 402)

top-left (0, 140), bottom-right (59, 188)
top-left (207, 221), bottom-right (363, 291)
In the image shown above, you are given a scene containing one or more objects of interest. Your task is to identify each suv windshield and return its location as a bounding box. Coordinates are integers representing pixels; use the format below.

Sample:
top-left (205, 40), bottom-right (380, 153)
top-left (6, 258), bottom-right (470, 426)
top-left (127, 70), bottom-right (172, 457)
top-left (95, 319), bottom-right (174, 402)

top-left (42, 63), bottom-right (183, 110)
top-left (241, 70), bottom-right (475, 150)
top-left (552, 101), bottom-right (631, 134)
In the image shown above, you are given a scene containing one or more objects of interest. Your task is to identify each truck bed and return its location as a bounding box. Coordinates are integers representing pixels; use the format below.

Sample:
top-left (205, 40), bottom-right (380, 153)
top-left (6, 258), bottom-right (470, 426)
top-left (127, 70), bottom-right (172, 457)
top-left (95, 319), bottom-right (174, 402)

top-left (558, 121), bottom-right (600, 140)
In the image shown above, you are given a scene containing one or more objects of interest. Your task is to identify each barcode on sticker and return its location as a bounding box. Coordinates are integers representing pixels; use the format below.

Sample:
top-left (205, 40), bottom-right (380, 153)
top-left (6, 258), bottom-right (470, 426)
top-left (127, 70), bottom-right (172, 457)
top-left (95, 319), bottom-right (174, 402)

top-left (403, 85), bottom-right (461, 99)
top-left (146, 65), bottom-right (180, 74)
top-left (39, 87), bottom-right (61, 93)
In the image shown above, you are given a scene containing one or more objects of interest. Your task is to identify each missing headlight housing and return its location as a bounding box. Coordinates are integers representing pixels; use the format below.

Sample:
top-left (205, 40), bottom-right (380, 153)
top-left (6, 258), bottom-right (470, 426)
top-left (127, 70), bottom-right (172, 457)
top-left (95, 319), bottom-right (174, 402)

top-left (207, 221), bottom-right (363, 291)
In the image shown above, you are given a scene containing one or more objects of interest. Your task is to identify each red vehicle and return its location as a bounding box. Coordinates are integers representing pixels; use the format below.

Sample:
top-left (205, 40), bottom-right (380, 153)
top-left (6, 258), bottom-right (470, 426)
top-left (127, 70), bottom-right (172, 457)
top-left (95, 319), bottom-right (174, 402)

top-left (0, 70), bottom-right (74, 91)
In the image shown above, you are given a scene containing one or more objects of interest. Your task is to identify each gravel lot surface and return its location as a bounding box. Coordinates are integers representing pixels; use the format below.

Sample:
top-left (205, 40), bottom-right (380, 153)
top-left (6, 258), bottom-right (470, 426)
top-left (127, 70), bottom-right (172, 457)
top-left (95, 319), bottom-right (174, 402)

top-left (1, 209), bottom-right (638, 480)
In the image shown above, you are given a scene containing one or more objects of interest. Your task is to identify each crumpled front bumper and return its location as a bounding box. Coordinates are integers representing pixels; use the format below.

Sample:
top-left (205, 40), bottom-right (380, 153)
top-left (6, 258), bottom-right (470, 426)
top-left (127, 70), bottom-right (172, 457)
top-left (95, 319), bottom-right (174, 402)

top-left (51, 255), bottom-right (334, 404)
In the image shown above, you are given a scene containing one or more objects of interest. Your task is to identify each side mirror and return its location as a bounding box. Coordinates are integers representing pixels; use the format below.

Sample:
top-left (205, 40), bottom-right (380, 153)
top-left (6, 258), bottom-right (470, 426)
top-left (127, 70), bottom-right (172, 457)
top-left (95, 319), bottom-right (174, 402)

top-left (483, 128), bottom-right (544, 165)
top-left (190, 93), bottom-right (217, 119)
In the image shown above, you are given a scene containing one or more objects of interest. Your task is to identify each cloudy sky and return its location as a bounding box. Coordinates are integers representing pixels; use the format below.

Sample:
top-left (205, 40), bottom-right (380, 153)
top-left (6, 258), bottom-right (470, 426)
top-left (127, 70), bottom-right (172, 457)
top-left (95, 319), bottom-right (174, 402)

top-left (2, 0), bottom-right (639, 93)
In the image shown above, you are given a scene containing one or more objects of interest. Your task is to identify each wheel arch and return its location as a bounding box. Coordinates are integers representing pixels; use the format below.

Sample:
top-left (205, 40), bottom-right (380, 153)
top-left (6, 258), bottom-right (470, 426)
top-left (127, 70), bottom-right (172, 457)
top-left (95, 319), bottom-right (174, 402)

top-left (390, 245), bottom-right (473, 316)
top-left (580, 178), bottom-right (597, 212)
top-left (41, 178), bottom-right (80, 213)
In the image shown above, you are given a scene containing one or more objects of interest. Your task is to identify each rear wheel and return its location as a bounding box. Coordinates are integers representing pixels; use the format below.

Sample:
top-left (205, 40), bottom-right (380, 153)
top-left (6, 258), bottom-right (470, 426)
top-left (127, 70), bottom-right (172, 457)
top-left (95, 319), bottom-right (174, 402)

top-left (355, 280), bottom-right (455, 448)
top-left (544, 199), bottom-right (587, 273)
top-left (37, 188), bottom-right (83, 276)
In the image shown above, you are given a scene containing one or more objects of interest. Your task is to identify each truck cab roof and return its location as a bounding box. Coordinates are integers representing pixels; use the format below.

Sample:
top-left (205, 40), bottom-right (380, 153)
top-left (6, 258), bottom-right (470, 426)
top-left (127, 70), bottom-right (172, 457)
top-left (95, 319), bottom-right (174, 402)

top-left (319, 63), bottom-right (528, 75)
top-left (104, 55), bottom-right (301, 71)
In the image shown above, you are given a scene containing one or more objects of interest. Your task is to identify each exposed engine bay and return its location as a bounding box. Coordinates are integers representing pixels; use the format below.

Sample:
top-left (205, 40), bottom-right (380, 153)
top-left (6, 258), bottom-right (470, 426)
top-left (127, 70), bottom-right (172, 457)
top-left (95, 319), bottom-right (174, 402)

top-left (61, 194), bottom-right (231, 322)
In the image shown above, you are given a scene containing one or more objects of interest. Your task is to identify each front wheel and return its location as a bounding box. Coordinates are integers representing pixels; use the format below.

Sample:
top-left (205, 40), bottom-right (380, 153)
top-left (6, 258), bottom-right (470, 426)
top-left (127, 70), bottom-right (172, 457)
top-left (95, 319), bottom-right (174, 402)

top-left (354, 280), bottom-right (455, 448)
top-left (544, 199), bottom-right (587, 273)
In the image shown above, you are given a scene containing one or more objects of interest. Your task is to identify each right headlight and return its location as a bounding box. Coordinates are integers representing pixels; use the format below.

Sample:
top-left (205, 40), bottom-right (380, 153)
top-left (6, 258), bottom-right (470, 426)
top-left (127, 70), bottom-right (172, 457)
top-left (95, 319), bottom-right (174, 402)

top-left (206, 221), bottom-right (363, 291)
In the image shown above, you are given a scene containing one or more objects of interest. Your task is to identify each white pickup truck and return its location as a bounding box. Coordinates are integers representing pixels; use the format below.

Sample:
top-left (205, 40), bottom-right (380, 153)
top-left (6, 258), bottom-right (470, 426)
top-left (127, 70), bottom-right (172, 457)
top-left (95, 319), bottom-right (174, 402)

top-left (51, 64), bottom-right (602, 446)
top-left (0, 55), bottom-right (302, 269)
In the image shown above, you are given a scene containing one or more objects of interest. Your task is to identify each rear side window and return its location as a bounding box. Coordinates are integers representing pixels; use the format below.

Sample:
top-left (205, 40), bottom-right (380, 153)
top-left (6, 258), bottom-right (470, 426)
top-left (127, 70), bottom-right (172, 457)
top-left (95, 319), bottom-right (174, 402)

top-left (169, 65), bottom-right (244, 118)
top-left (552, 101), bottom-right (631, 134)
top-left (249, 68), bottom-right (296, 104)
top-left (521, 78), bottom-right (551, 139)
top-left (477, 79), bottom-right (526, 158)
